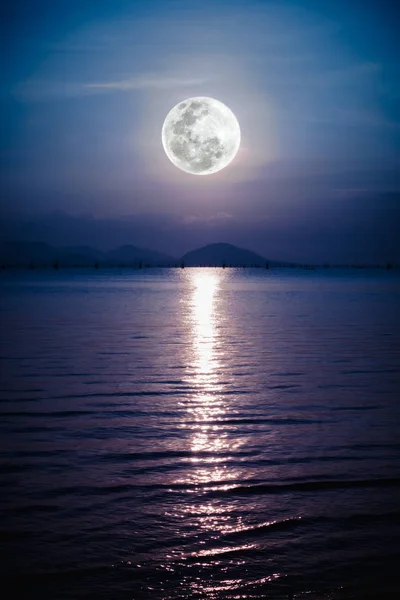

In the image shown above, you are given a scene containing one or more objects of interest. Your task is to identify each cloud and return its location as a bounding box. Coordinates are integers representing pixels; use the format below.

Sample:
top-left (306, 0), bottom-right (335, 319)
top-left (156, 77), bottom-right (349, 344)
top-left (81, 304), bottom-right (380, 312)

top-left (85, 75), bottom-right (211, 92)
top-left (15, 73), bottom-right (212, 102)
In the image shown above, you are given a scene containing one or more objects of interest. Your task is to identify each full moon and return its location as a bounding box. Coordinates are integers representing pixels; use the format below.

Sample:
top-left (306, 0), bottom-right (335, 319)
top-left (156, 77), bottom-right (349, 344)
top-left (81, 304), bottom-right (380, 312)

top-left (161, 97), bottom-right (241, 175)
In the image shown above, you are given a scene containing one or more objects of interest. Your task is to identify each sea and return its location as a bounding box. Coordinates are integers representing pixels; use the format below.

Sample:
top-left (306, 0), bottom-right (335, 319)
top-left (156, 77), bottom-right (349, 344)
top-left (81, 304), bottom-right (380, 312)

top-left (0, 267), bottom-right (399, 600)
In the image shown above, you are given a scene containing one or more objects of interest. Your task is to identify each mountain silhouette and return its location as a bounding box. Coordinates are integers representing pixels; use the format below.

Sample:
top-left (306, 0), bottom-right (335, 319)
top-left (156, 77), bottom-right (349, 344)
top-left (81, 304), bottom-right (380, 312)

top-left (0, 241), bottom-right (176, 267)
top-left (181, 243), bottom-right (269, 266)
top-left (105, 245), bottom-right (175, 266)
top-left (0, 241), bottom-right (286, 268)
top-left (60, 245), bottom-right (104, 258)
top-left (58, 246), bottom-right (105, 266)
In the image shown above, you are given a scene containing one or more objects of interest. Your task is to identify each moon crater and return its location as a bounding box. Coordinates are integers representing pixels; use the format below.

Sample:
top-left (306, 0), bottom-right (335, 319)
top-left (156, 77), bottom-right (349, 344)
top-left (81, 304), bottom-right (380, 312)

top-left (162, 97), bottom-right (241, 175)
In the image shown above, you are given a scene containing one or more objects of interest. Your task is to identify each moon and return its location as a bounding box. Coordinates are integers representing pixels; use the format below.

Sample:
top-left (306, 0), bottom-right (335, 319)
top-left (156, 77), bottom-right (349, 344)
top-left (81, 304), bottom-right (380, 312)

top-left (161, 97), bottom-right (241, 175)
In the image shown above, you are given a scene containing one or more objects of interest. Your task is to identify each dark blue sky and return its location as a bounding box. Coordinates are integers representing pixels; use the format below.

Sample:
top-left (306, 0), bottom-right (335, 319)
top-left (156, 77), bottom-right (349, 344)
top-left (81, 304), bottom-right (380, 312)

top-left (1, 0), bottom-right (399, 262)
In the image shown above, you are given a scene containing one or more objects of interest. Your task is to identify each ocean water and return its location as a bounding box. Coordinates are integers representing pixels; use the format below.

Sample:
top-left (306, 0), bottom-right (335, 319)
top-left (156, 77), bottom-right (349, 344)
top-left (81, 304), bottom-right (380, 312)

top-left (0, 267), bottom-right (400, 600)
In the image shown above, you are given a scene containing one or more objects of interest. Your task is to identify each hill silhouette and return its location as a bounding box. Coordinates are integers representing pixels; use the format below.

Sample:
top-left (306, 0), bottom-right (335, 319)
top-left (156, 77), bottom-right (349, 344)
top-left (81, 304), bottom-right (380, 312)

top-left (0, 241), bottom-right (288, 268)
top-left (0, 241), bottom-right (176, 267)
top-left (181, 243), bottom-right (269, 267)
top-left (105, 245), bottom-right (175, 266)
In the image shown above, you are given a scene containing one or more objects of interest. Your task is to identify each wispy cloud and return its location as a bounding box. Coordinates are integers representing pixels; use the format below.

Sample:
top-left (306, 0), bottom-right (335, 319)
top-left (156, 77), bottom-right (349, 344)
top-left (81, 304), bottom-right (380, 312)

top-left (85, 75), bottom-right (211, 92)
top-left (15, 73), bottom-right (211, 102)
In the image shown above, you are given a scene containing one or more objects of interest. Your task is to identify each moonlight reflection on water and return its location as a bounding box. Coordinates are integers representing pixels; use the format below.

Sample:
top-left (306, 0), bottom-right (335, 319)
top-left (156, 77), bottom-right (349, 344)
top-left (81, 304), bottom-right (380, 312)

top-left (178, 270), bottom-right (242, 489)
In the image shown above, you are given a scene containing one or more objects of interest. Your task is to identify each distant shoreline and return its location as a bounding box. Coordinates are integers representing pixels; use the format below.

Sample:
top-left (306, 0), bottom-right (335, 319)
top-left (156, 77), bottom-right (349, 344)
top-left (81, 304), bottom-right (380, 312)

top-left (1, 241), bottom-right (397, 272)
top-left (1, 263), bottom-right (398, 270)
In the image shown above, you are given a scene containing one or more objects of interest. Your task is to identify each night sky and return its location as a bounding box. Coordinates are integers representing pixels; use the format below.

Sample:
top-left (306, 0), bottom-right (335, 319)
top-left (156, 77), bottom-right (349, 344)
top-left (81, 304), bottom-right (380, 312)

top-left (1, 0), bottom-right (399, 263)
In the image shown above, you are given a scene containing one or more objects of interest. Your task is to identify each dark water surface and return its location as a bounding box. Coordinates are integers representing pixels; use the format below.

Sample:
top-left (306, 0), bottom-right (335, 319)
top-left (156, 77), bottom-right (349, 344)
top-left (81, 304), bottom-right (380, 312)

top-left (1, 268), bottom-right (400, 599)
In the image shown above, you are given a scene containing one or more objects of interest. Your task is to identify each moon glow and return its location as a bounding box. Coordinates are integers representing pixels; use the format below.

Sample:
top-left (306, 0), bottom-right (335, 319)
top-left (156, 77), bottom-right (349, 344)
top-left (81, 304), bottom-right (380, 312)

top-left (162, 97), bottom-right (241, 175)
